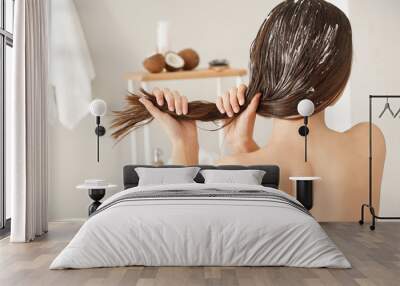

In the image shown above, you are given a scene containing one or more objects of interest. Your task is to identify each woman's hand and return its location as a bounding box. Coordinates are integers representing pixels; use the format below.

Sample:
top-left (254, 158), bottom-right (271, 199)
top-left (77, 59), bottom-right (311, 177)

top-left (216, 84), bottom-right (261, 154)
top-left (139, 88), bottom-right (198, 165)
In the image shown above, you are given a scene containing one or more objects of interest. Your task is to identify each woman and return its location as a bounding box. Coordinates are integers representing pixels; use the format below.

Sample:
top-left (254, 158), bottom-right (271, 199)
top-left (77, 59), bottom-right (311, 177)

top-left (112, 0), bottom-right (385, 221)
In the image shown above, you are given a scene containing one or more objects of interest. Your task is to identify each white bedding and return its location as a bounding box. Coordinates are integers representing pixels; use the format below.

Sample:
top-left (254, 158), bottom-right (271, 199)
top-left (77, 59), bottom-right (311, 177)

top-left (50, 183), bottom-right (350, 269)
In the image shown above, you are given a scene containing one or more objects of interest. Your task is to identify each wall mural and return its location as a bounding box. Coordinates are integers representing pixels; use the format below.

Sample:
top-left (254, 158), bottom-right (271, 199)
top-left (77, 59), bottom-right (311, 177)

top-left (47, 0), bottom-right (400, 223)
top-left (109, 0), bottom-right (386, 222)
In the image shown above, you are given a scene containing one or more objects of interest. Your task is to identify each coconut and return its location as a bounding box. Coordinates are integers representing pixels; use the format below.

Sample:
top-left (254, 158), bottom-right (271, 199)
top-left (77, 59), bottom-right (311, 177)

top-left (178, 48), bottom-right (200, 70)
top-left (164, 52), bottom-right (185, 72)
top-left (143, 53), bottom-right (165, 73)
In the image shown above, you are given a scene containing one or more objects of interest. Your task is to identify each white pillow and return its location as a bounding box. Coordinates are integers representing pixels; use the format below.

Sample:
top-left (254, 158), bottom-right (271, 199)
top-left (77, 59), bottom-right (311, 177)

top-left (135, 167), bottom-right (200, 186)
top-left (200, 169), bottom-right (266, 185)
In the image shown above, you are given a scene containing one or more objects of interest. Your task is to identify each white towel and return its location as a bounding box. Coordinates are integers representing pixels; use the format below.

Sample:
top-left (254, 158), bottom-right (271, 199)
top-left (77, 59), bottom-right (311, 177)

top-left (50, 0), bottom-right (95, 129)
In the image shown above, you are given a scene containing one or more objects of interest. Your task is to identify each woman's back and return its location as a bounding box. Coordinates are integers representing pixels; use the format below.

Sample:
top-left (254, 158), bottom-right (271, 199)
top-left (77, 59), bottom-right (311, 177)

top-left (218, 120), bottom-right (386, 222)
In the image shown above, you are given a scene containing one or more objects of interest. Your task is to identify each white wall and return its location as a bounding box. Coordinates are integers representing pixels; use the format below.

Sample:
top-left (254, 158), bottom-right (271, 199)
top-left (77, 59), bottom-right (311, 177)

top-left (348, 0), bottom-right (400, 216)
top-left (49, 0), bottom-right (400, 220)
top-left (325, 0), bottom-right (352, 132)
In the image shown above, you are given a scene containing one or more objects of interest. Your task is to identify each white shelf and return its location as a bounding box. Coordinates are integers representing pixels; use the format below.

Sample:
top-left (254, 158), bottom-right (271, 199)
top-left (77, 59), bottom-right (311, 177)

top-left (289, 177), bottom-right (321, 181)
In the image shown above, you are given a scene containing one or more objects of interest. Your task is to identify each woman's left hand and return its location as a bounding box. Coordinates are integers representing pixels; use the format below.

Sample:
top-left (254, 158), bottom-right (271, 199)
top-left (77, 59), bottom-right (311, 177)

top-left (139, 88), bottom-right (199, 165)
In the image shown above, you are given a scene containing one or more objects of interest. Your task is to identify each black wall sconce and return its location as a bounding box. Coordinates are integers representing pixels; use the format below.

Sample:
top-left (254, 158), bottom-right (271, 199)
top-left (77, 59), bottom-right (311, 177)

top-left (297, 99), bottom-right (315, 162)
top-left (89, 99), bottom-right (107, 162)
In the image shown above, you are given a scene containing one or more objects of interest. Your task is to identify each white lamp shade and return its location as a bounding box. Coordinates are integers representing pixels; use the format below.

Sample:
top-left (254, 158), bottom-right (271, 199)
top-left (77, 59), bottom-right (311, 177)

top-left (297, 99), bottom-right (315, 117)
top-left (89, 99), bottom-right (107, 117)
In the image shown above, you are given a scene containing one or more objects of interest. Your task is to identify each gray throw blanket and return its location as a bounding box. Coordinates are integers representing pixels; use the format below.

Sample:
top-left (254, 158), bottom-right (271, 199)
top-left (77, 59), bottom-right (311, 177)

top-left (91, 189), bottom-right (310, 217)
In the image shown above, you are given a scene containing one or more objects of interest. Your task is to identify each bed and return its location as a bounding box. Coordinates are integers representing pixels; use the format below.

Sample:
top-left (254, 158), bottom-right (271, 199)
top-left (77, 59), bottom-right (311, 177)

top-left (50, 165), bottom-right (350, 269)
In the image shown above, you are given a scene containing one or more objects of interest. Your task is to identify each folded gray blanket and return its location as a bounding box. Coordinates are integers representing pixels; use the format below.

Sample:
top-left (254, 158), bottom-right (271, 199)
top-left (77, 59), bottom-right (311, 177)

top-left (92, 189), bottom-right (310, 217)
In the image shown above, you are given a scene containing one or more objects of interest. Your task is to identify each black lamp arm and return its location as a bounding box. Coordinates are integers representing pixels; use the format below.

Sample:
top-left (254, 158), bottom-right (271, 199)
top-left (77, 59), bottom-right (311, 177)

top-left (94, 116), bottom-right (106, 162)
top-left (298, 116), bottom-right (309, 162)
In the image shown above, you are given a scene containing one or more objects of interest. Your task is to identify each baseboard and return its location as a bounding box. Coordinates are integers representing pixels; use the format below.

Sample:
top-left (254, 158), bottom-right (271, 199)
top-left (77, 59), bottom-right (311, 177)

top-left (50, 218), bottom-right (87, 223)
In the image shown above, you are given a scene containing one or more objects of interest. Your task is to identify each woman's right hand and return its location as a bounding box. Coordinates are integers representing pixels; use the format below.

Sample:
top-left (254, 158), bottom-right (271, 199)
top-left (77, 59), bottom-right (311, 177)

top-left (216, 84), bottom-right (261, 154)
top-left (139, 88), bottom-right (199, 165)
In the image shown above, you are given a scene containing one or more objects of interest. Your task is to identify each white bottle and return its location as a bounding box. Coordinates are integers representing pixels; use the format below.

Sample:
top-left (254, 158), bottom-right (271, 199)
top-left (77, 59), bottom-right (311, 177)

top-left (157, 21), bottom-right (170, 54)
top-left (153, 148), bottom-right (164, 166)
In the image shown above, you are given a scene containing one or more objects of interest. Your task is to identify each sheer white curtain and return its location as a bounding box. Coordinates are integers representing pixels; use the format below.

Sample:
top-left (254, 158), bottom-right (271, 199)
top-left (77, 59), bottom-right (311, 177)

top-left (10, 0), bottom-right (49, 242)
top-left (50, 0), bottom-right (95, 129)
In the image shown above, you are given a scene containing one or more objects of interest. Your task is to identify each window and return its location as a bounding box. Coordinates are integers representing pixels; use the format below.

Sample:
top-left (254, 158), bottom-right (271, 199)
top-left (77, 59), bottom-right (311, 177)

top-left (0, 0), bottom-right (14, 235)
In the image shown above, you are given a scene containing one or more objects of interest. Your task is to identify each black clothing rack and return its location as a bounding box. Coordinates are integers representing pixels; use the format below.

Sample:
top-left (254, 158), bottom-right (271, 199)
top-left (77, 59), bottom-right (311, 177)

top-left (359, 95), bottom-right (400, 230)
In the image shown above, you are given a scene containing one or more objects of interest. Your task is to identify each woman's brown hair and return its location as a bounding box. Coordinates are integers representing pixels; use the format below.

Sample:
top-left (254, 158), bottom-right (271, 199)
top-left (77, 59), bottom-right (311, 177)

top-left (112, 0), bottom-right (352, 140)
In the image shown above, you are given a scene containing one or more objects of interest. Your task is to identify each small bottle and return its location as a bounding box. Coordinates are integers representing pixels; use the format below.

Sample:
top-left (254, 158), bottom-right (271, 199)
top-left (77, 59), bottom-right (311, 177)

top-left (153, 148), bottom-right (164, 166)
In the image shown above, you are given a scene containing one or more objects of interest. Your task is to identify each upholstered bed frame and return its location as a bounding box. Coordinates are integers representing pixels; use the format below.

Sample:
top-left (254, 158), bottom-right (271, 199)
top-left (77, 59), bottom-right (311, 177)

top-left (123, 165), bottom-right (280, 189)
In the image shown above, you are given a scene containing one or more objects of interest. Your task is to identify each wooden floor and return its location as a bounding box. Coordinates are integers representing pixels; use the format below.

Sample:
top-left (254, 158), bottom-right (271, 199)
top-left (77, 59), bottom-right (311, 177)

top-left (0, 222), bottom-right (399, 286)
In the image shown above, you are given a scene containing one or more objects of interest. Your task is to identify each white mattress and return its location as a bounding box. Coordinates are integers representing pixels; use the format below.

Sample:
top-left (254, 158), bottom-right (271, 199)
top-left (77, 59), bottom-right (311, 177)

top-left (50, 183), bottom-right (350, 269)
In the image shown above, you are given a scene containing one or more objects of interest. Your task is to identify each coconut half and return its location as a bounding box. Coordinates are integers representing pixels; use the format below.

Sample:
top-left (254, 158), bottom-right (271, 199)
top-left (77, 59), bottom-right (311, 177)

top-left (165, 52), bottom-right (184, 72)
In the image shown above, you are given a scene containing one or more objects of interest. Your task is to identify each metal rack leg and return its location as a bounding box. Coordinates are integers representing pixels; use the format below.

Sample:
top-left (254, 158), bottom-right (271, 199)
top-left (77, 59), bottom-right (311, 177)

top-left (359, 204), bottom-right (376, 230)
top-left (359, 204), bottom-right (367, 225)
top-left (360, 202), bottom-right (400, 231)
top-left (359, 204), bottom-right (377, 230)
top-left (369, 206), bottom-right (376, 231)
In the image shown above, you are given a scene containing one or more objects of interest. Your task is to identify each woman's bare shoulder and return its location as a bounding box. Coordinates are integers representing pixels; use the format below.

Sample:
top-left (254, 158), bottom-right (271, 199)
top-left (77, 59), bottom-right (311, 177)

top-left (345, 122), bottom-right (386, 155)
top-left (346, 122), bottom-right (384, 140)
